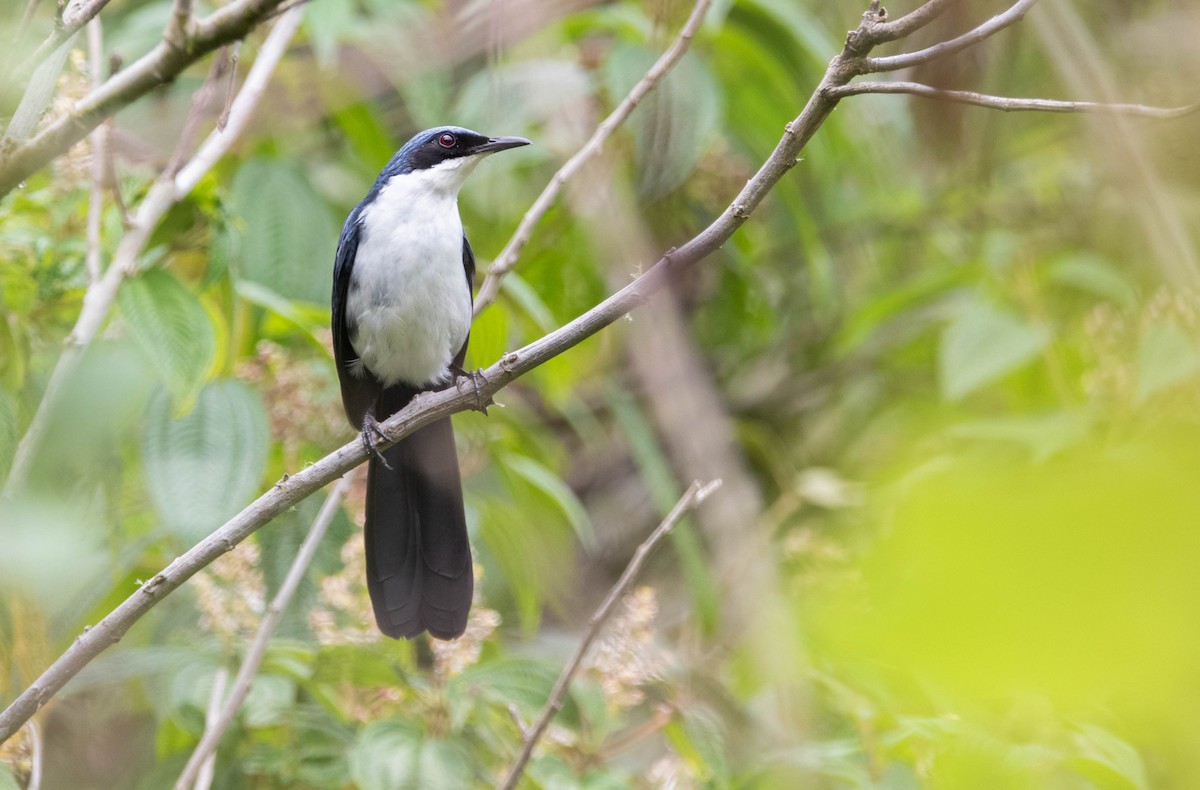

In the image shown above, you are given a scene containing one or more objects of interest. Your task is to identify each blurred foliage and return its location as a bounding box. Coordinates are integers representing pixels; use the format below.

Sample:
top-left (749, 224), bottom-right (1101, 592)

top-left (3, 0), bottom-right (1200, 787)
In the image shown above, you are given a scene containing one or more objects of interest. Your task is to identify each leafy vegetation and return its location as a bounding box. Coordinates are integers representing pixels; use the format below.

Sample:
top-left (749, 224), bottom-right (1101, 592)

top-left (2, 0), bottom-right (1200, 787)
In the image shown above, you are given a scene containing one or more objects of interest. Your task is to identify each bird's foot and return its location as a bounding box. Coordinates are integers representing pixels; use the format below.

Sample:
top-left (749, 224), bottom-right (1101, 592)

top-left (361, 413), bottom-right (393, 470)
top-left (451, 363), bottom-right (493, 414)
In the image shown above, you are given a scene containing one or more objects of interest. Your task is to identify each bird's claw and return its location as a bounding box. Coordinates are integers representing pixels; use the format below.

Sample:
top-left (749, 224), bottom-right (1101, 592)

top-left (361, 414), bottom-right (393, 470)
top-left (451, 364), bottom-right (493, 414)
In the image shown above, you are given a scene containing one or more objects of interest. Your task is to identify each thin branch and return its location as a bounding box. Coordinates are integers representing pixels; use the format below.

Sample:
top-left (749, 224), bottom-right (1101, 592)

top-left (472, 0), bottom-right (713, 316)
top-left (498, 480), bottom-right (723, 790)
top-left (865, 0), bottom-right (962, 45)
top-left (0, 4), bottom-right (303, 502)
top-left (864, 0), bottom-right (1039, 73)
top-left (0, 0), bottom-right (870, 740)
top-left (26, 721), bottom-right (42, 790)
top-left (18, 0), bottom-right (113, 75)
top-left (163, 47), bottom-right (232, 179)
top-left (173, 474), bottom-right (354, 790)
top-left (84, 17), bottom-right (106, 286)
top-left (826, 81), bottom-right (1200, 118)
top-left (0, 0), bottom-right (294, 199)
top-left (192, 667), bottom-right (228, 790)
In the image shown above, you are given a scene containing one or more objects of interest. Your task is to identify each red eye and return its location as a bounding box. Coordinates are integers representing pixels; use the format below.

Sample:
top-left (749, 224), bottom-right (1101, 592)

top-left (438, 133), bottom-right (456, 148)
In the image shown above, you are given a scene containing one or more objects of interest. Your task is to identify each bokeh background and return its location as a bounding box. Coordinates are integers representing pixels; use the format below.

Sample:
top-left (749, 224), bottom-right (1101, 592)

top-left (3, 0), bottom-right (1200, 787)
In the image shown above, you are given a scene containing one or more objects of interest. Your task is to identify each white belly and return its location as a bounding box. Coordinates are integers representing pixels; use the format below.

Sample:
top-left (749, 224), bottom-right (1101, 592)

top-left (346, 178), bottom-right (472, 388)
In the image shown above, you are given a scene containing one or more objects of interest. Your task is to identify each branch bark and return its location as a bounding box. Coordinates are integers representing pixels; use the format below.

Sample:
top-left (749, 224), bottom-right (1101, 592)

top-left (825, 81), bottom-right (1200, 117)
top-left (173, 474), bottom-right (354, 790)
top-left (0, 5), bottom-right (303, 501)
top-left (473, 0), bottom-right (713, 315)
top-left (498, 479), bottom-right (723, 790)
top-left (0, 0), bottom-right (293, 199)
top-left (864, 0), bottom-right (1039, 72)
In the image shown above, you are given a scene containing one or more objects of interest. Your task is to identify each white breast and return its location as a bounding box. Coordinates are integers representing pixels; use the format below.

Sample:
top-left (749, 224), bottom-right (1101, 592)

top-left (346, 166), bottom-right (474, 388)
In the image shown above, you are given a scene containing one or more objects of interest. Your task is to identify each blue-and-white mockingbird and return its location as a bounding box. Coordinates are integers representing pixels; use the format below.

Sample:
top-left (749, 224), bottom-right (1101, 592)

top-left (332, 126), bottom-right (530, 640)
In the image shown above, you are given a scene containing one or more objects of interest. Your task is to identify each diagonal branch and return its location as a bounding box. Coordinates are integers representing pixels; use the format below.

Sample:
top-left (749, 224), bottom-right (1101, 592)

top-left (498, 479), bottom-right (722, 790)
top-left (0, 5), bottom-right (304, 502)
top-left (472, 0), bottom-right (713, 316)
top-left (864, 0), bottom-right (1039, 73)
top-left (0, 4), bottom-right (858, 735)
top-left (0, 0), bottom-right (293, 199)
top-left (825, 81), bottom-right (1200, 118)
top-left (173, 474), bottom-right (354, 790)
top-left (17, 0), bottom-right (114, 77)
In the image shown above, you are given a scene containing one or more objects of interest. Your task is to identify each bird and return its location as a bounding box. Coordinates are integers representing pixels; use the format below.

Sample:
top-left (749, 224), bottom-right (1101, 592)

top-left (331, 126), bottom-right (530, 640)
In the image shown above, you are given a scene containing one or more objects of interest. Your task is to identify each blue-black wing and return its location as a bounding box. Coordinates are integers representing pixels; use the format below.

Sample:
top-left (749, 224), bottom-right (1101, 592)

top-left (452, 234), bottom-right (475, 369)
top-left (331, 203), bottom-right (380, 429)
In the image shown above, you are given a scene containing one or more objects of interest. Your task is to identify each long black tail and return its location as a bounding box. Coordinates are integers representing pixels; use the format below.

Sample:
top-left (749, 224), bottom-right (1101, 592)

top-left (364, 409), bottom-right (473, 640)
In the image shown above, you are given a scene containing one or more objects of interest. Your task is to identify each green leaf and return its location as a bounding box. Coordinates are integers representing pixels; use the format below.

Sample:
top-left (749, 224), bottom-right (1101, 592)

top-left (230, 158), bottom-right (338, 304)
top-left (606, 44), bottom-right (721, 198)
top-left (243, 674), bottom-right (297, 728)
top-left (235, 279), bottom-right (332, 352)
top-left (465, 296), bottom-right (508, 371)
top-left (0, 765), bottom-right (21, 790)
top-left (141, 380), bottom-right (269, 541)
top-left (938, 302), bottom-right (1051, 400)
top-left (1048, 254), bottom-right (1137, 308)
top-left (1069, 724), bottom-right (1148, 790)
top-left (950, 411), bottom-right (1092, 462)
top-left (119, 268), bottom-right (216, 408)
top-left (504, 454), bottom-right (596, 551)
top-left (450, 657), bottom-right (558, 718)
top-left (417, 740), bottom-right (474, 788)
top-left (349, 721), bottom-right (421, 790)
top-left (1134, 324), bottom-right (1200, 405)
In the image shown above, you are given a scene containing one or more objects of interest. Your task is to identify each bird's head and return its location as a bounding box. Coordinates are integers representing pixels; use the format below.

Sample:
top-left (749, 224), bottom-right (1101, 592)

top-left (380, 126), bottom-right (531, 195)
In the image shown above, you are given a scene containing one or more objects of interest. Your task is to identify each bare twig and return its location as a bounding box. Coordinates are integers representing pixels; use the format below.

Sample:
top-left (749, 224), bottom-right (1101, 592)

top-left (173, 474), bottom-right (354, 790)
top-left (163, 47), bottom-right (232, 178)
top-left (0, 0), bottom-right (295, 199)
top-left (866, 0), bottom-right (962, 45)
top-left (826, 81), bottom-right (1200, 118)
top-left (864, 0), bottom-right (1039, 73)
top-left (192, 667), bottom-right (228, 790)
top-left (472, 0), bottom-right (713, 315)
top-left (0, 5), bottom-right (303, 502)
top-left (18, 0), bottom-right (113, 75)
top-left (498, 480), bottom-right (723, 790)
top-left (84, 17), bottom-right (106, 286)
top-left (26, 721), bottom-right (42, 790)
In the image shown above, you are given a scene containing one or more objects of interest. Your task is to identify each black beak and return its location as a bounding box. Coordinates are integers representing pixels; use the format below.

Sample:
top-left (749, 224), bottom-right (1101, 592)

top-left (470, 136), bottom-right (532, 155)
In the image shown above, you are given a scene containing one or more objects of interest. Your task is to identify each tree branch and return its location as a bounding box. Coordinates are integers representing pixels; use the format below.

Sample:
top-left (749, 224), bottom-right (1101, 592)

top-left (864, 0), bottom-right (1039, 73)
top-left (17, 0), bottom-right (113, 77)
top-left (0, 4), bottom-right (303, 502)
top-left (865, 0), bottom-right (962, 45)
top-left (173, 474), bottom-right (354, 790)
top-left (472, 0), bottom-right (713, 315)
top-left (0, 0), bottom-right (293, 199)
top-left (498, 479), bottom-right (723, 790)
top-left (84, 17), bottom-right (106, 286)
top-left (0, 0), bottom-right (887, 740)
top-left (825, 81), bottom-right (1200, 118)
